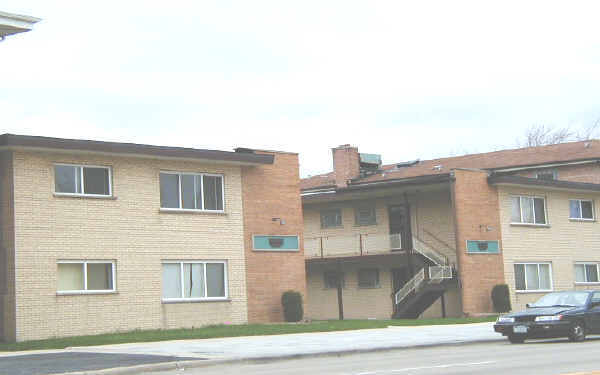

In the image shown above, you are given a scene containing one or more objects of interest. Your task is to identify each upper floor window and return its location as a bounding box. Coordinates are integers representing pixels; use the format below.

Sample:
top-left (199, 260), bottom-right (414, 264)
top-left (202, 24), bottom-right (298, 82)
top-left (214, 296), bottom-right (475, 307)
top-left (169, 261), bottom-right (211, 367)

top-left (569, 199), bottom-right (594, 220)
top-left (55, 164), bottom-right (111, 196)
top-left (354, 205), bottom-right (376, 226)
top-left (511, 196), bottom-right (546, 225)
top-left (535, 170), bottom-right (557, 180)
top-left (320, 208), bottom-right (342, 228)
top-left (160, 172), bottom-right (224, 211)
top-left (575, 263), bottom-right (599, 283)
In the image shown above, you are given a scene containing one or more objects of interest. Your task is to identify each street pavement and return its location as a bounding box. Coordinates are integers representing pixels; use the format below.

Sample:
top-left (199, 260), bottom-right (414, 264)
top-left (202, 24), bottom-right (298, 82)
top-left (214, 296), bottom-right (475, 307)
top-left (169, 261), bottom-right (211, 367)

top-left (152, 337), bottom-right (600, 375)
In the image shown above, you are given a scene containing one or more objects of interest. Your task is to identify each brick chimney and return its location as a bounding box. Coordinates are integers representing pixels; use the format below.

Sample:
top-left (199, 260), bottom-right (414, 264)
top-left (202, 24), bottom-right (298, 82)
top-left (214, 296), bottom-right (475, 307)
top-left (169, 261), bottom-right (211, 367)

top-left (332, 144), bottom-right (360, 188)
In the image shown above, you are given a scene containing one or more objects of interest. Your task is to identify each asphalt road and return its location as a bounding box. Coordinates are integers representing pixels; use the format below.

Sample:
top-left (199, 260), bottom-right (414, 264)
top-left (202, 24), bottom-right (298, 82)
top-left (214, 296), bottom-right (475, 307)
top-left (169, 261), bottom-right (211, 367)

top-left (154, 336), bottom-right (600, 375)
top-left (0, 352), bottom-right (198, 375)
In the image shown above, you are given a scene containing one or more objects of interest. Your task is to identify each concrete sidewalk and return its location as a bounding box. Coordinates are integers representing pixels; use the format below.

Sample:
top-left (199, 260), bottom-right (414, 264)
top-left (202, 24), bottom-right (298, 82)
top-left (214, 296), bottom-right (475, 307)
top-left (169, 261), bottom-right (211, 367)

top-left (67, 322), bottom-right (501, 361)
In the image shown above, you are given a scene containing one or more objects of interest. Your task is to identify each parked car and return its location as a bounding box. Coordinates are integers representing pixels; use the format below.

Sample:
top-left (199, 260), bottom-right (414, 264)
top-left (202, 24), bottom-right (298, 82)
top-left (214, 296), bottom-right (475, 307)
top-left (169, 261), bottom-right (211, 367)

top-left (494, 290), bottom-right (600, 343)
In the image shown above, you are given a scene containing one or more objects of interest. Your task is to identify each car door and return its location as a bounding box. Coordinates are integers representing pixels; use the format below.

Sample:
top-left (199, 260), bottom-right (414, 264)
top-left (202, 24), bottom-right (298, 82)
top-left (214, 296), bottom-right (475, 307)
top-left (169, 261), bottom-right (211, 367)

top-left (587, 292), bottom-right (600, 333)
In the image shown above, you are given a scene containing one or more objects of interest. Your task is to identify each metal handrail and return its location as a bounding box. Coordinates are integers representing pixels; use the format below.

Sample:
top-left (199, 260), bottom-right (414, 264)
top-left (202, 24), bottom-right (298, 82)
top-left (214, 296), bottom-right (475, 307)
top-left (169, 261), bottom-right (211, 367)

top-left (394, 268), bottom-right (426, 305)
top-left (428, 265), bottom-right (453, 284)
top-left (412, 236), bottom-right (448, 266)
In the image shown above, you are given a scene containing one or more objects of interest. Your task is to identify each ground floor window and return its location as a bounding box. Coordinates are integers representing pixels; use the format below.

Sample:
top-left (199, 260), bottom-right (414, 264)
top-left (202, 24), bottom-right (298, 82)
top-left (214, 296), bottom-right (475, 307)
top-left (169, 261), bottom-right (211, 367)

top-left (514, 263), bottom-right (552, 291)
top-left (162, 261), bottom-right (227, 301)
top-left (575, 263), bottom-right (600, 283)
top-left (358, 268), bottom-right (380, 288)
top-left (57, 261), bottom-right (115, 293)
top-left (324, 270), bottom-right (345, 289)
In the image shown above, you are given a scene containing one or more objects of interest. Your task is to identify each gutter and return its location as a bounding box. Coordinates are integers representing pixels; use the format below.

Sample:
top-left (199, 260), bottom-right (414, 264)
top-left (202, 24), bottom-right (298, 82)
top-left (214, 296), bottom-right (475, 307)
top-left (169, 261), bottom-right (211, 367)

top-left (488, 175), bottom-right (600, 193)
top-left (490, 159), bottom-right (600, 173)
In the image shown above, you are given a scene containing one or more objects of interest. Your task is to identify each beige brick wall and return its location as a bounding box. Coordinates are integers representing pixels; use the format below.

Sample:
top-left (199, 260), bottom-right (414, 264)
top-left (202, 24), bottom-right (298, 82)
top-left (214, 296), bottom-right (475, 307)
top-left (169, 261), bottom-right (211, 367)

top-left (499, 186), bottom-right (600, 311)
top-left (0, 151), bottom-right (16, 341)
top-left (12, 150), bottom-right (249, 341)
top-left (303, 189), bottom-right (460, 319)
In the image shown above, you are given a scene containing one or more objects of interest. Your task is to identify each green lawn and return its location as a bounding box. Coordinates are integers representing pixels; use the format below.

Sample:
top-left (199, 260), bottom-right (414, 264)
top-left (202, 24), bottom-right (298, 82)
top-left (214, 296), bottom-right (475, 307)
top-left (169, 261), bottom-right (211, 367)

top-left (0, 316), bottom-right (497, 352)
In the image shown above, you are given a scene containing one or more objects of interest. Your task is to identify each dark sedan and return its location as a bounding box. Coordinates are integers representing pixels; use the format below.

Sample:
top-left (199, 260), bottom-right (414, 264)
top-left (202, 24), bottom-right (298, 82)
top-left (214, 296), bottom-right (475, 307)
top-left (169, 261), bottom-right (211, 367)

top-left (494, 290), bottom-right (600, 343)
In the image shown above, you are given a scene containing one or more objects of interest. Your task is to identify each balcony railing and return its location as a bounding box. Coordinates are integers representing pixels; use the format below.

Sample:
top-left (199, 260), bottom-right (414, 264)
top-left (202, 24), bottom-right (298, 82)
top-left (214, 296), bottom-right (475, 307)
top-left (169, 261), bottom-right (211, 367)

top-left (305, 233), bottom-right (403, 258)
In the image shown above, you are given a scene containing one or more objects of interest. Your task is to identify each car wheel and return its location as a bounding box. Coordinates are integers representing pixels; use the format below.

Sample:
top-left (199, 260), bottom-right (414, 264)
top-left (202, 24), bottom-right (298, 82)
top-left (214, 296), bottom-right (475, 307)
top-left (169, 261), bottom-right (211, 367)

top-left (508, 335), bottom-right (525, 344)
top-left (568, 321), bottom-right (586, 342)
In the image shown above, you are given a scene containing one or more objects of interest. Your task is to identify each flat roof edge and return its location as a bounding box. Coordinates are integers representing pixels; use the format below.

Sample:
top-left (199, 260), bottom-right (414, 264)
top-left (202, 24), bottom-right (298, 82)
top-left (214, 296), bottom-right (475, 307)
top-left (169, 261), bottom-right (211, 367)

top-left (0, 134), bottom-right (274, 165)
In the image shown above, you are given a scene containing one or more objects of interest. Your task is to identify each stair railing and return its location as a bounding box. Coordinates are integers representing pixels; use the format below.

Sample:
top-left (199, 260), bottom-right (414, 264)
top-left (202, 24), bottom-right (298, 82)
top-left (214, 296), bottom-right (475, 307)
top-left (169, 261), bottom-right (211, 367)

top-left (428, 265), bottom-right (454, 284)
top-left (412, 236), bottom-right (448, 266)
top-left (394, 268), bottom-right (426, 305)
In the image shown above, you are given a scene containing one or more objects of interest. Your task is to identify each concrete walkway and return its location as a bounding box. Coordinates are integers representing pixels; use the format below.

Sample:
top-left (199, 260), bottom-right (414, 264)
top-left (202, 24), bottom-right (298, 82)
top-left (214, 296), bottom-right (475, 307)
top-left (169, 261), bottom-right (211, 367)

top-left (67, 322), bottom-right (501, 361)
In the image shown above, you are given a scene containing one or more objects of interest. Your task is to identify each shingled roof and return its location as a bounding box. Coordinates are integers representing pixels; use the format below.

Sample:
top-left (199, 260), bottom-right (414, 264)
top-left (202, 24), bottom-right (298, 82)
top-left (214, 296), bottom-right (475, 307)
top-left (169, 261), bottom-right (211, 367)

top-left (301, 140), bottom-right (600, 191)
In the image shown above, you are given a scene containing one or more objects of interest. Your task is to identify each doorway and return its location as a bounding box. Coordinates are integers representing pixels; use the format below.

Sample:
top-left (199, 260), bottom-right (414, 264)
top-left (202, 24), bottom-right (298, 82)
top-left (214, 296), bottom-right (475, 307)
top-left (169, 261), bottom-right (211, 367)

top-left (388, 205), bottom-right (412, 251)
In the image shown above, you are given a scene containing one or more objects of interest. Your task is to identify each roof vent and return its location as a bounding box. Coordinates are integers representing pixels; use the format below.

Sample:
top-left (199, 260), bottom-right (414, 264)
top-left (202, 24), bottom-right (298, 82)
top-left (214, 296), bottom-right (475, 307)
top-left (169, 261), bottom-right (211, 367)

top-left (396, 159), bottom-right (420, 168)
top-left (584, 142), bottom-right (591, 148)
top-left (433, 165), bottom-right (443, 171)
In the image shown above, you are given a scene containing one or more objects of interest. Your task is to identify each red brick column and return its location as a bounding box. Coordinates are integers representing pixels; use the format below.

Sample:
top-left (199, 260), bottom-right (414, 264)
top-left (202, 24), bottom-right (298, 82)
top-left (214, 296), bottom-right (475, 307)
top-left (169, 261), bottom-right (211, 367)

top-left (452, 169), bottom-right (505, 315)
top-left (241, 151), bottom-right (307, 323)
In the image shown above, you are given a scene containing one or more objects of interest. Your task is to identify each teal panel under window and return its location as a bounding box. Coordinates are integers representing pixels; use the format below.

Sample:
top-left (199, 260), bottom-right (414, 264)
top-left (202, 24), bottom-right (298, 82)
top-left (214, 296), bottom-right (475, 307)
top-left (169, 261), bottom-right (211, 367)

top-left (466, 240), bottom-right (500, 254)
top-left (253, 236), bottom-right (299, 251)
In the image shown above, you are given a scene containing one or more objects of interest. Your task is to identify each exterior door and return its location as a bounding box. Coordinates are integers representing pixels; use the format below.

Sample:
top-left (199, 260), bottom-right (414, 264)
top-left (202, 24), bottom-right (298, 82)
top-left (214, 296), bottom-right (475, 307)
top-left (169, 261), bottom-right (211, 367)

top-left (388, 205), bottom-right (411, 251)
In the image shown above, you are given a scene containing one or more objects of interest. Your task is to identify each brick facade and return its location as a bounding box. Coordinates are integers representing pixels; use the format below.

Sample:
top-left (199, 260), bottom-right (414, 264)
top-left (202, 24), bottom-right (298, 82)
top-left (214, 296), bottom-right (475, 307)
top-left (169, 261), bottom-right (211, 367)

top-left (451, 169), bottom-right (505, 315)
top-left (332, 145), bottom-right (360, 188)
top-left (241, 151), bottom-right (307, 322)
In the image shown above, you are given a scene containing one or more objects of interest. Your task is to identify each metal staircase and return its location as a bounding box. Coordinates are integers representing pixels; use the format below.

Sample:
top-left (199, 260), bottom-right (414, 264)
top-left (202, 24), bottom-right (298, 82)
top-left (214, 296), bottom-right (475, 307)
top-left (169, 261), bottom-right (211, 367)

top-left (393, 237), bottom-right (455, 319)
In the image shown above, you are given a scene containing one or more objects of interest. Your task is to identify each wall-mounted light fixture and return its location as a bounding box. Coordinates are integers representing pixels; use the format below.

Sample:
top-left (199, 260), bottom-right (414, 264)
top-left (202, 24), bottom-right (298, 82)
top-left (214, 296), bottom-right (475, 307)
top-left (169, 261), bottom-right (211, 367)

top-left (272, 217), bottom-right (286, 225)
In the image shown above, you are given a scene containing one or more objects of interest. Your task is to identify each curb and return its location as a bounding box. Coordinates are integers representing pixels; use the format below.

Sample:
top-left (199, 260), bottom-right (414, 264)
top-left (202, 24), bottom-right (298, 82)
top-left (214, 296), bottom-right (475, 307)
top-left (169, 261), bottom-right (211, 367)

top-left (53, 337), bottom-right (505, 375)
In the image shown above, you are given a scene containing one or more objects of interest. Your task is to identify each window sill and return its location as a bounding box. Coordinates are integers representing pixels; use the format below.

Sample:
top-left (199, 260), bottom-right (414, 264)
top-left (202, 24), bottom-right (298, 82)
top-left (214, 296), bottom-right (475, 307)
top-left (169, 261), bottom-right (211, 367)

top-left (575, 282), bottom-right (600, 285)
top-left (510, 223), bottom-right (550, 228)
top-left (159, 208), bottom-right (226, 215)
top-left (54, 193), bottom-right (117, 200)
top-left (515, 290), bottom-right (553, 294)
top-left (358, 285), bottom-right (381, 289)
top-left (161, 298), bottom-right (231, 304)
top-left (569, 218), bottom-right (596, 222)
top-left (57, 290), bottom-right (118, 296)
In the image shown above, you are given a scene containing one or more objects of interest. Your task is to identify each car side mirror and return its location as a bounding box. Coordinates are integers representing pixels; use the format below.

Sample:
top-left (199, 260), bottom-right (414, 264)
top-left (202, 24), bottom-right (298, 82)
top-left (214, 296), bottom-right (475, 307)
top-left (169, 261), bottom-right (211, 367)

top-left (526, 303), bottom-right (531, 308)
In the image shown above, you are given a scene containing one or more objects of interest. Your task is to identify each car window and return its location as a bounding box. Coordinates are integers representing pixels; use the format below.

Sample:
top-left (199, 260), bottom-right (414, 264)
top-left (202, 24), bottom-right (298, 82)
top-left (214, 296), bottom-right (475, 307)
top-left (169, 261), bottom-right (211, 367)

top-left (531, 292), bottom-right (589, 307)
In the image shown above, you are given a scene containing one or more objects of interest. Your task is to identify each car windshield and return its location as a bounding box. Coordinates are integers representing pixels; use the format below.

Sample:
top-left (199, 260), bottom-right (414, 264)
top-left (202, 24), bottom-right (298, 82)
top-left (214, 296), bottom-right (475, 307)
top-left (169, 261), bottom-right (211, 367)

top-left (529, 292), bottom-right (589, 307)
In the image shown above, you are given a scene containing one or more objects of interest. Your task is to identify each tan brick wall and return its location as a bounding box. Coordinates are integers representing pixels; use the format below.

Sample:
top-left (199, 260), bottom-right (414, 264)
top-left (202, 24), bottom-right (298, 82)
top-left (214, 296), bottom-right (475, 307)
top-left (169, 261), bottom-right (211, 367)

top-left (306, 256), bottom-right (462, 320)
top-left (303, 189), bottom-right (460, 319)
top-left (452, 169), bottom-right (504, 315)
top-left (498, 186), bottom-right (600, 311)
top-left (0, 151), bottom-right (16, 341)
top-left (12, 150), bottom-right (249, 341)
top-left (303, 190), bottom-right (456, 262)
top-left (241, 152), bottom-right (307, 323)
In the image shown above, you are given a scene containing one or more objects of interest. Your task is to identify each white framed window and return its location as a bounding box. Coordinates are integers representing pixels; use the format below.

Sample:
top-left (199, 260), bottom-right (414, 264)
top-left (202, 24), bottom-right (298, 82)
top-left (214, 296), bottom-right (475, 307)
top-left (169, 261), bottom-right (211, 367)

top-left (514, 262), bottom-right (553, 292)
top-left (54, 164), bottom-right (112, 196)
top-left (569, 199), bottom-right (594, 220)
top-left (320, 208), bottom-right (342, 228)
top-left (358, 268), bottom-right (380, 288)
top-left (162, 261), bottom-right (228, 301)
top-left (575, 263), bottom-right (600, 283)
top-left (159, 172), bottom-right (224, 212)
top-left (511, 195), bottom-right (547, 225)
top-left (57, 261), bottom-right (116, 294)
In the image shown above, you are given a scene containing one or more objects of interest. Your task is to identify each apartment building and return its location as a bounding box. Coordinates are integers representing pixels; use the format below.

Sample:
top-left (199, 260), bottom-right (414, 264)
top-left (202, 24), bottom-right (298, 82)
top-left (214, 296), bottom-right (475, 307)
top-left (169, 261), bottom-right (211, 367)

top-left (0, 134), bottom-right (305, 342)
top-left (301, 142), bottom-right (600, 320)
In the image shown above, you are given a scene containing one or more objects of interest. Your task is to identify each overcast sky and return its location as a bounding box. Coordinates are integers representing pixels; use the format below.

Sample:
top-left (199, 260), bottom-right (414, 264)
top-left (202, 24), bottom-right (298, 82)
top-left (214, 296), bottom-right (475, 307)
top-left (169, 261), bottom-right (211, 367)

top-left (2, 1), bottom-right (600, 176)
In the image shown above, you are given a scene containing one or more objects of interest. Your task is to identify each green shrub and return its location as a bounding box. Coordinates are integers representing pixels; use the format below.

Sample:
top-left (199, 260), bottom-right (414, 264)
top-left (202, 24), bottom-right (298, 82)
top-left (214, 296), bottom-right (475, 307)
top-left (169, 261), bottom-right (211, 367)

top-left (281, 290), bottom-right (303, 322)
top-left (491, 284), bottom-right (511, 312)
